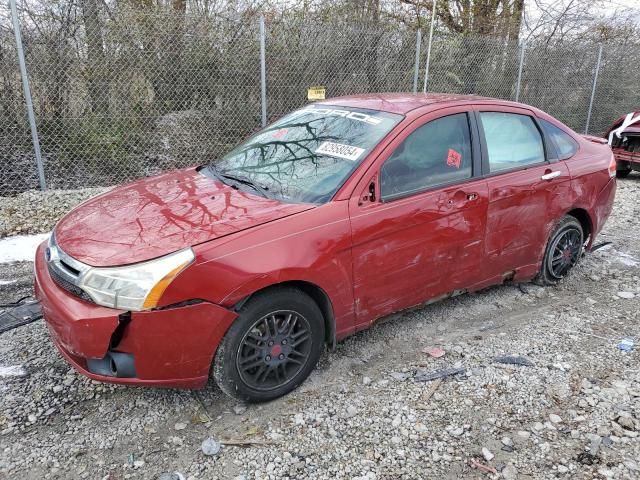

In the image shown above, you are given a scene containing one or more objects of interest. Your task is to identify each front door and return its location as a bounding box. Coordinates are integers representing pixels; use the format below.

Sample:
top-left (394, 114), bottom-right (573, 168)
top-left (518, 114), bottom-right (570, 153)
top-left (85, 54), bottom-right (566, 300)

top-left (349, 109), bottom-right (488, 327)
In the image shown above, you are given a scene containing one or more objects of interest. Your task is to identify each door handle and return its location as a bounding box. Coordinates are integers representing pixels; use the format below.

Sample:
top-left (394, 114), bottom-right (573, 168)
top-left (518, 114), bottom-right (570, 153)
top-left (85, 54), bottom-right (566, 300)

top-left (466, 193), bottom-right (478, 201)
top-left (541, 171), bottom-right (562, 181)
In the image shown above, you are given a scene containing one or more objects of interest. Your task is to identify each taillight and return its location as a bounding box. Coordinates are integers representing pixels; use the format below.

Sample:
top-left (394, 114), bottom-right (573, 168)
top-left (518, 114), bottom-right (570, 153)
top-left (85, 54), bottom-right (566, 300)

top-left (608, 152), bottom-right (617, 178)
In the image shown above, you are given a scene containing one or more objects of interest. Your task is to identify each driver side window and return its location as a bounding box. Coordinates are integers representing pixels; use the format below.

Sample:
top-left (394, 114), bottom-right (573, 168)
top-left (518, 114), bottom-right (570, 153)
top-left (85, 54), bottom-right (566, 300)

top-left (380, 113), bottom-right (472, 200)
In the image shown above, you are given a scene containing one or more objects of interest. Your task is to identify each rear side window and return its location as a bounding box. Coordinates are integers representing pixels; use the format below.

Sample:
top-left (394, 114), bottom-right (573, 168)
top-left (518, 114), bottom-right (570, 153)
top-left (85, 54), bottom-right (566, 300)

top-left (541, 119), bottom-right (578, 159)
top-left (479, 112), bottom-right (545, 173)
top-left (380, 113), bottom-right (472, 199)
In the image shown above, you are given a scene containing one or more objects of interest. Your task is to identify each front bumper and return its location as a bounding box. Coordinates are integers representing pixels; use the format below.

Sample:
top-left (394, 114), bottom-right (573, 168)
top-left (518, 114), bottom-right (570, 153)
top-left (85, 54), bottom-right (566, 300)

top-left (34, 242), bottom-right (237, 389)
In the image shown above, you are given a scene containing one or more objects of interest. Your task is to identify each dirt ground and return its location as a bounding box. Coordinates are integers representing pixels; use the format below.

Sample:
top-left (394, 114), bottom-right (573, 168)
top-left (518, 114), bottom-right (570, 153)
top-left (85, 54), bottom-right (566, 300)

top-left (0, 176), bottom-right (639, 480)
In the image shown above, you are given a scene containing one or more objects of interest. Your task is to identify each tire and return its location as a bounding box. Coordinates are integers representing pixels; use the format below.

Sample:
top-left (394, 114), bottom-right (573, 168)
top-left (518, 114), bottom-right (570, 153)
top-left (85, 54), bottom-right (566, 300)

top-left (616, 169), bottom-right (631, 179)
top-left (213, 287), bottom-right (325, 402)
top-left (535, 215), bottom-right (584, 286)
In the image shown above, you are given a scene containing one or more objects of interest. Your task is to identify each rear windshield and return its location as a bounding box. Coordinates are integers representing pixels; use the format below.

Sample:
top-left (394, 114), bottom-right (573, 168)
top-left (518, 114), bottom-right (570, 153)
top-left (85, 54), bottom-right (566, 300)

top-left (210, 106), bottom-right (403, 203)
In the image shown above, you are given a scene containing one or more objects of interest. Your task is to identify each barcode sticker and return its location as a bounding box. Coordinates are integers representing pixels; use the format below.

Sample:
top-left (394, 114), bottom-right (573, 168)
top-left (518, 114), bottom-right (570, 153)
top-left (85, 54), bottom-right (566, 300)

top-left (315, 141), bottom-right (365, 161)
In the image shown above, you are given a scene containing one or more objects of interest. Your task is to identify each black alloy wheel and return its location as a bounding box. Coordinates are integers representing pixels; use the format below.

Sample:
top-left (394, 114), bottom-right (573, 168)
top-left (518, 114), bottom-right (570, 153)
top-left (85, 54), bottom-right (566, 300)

top-left (213, 287), bottom-right (324, 402)
top-left (547, 226), bottom-right (582, 279)
top-left (536, 215), bottom-right (584, 285)
top-left (236, 310), bottom-right (312, 391)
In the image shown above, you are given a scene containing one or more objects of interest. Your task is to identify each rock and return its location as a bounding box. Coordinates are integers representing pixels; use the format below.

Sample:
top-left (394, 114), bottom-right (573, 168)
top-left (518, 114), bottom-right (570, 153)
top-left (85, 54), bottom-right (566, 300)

top-left (502, 464), bottom-right (517, 479)
top-left (201, 438), bottom-right (221, 456)
top-left (174, 422), bottom-right (187, 431)
top-left (516, 430), bottom-right (531, 439)
top-left (615, 413), bottom-right (635, 431)
top-left (482, 447), bottom-right (494, 462)
top-left (589, 435), bottom-right (602, 456)
top-left (617, 291), bottom-right (635, 299)
top-left (133, 460), bottom-right (145, 468)
top-left (501, 437), bottom-right (513, 447)
top-left (624, 459), bottom-right (639, 471)
top-left (557, 465), bottom-right (569, 474)
top-left (158, 474), bottom-right (185, 480)
top-left (388, 372), bottom-right (410, 381)
top-left (549, 414), bottom-right (562, 424)
top-left (345, 405), bottom-right (358, 418)
top-left (449, 427), bottom-right (464, 437)
top-left (233, 404), bottom-right (247, 415)
top-left (52, 385), bottom-right (63, 393)
top-left (362, 376), bottom-right (371, 385)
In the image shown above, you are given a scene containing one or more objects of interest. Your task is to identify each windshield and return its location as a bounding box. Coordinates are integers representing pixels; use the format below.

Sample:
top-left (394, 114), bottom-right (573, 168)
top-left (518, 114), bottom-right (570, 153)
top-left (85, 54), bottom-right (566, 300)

top-left (210, 106), bottom-right (403, 203)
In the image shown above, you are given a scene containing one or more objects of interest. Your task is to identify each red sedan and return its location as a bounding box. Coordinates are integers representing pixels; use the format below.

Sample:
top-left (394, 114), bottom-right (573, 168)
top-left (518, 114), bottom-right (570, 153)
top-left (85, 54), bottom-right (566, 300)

top-left (34, 94), bottom-right (617, 402)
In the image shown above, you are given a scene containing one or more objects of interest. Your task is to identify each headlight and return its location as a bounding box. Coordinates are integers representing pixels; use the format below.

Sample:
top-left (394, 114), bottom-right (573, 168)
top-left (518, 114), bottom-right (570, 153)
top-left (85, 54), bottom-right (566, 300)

top-left (78, 248), bottom-right (195, 311)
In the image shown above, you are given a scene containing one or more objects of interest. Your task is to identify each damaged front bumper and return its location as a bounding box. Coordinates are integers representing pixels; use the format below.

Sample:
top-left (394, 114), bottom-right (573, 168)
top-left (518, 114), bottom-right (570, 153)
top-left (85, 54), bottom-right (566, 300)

top-left (34, 242), bottom-right (237, 389)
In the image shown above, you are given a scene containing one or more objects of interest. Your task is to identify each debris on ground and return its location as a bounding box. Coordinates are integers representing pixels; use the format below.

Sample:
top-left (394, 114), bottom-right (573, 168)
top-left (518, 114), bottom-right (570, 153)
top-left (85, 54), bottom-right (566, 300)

top-left (422, 346), bottom-right (446, 358)
top-left (617, 337), bottom-right (635, 352)
top-left (0, 300), bottom-right (42, 334)
top-left (414, 366), bottom-right (466, 382)
top-left (493, 355), bottom-right (534, 367)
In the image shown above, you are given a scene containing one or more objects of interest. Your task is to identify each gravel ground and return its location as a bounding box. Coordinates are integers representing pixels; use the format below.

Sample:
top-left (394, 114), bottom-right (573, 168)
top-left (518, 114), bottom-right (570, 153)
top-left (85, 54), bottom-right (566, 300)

top-left (1, 176), bottom-right (639, 480)
top-left (0, 188), bottom-right (108, 237)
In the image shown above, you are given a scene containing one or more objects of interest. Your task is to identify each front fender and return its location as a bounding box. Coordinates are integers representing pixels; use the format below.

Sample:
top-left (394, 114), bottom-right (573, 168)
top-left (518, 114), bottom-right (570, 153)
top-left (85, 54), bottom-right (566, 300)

top-left (159, 201), bottom-right (356, 338)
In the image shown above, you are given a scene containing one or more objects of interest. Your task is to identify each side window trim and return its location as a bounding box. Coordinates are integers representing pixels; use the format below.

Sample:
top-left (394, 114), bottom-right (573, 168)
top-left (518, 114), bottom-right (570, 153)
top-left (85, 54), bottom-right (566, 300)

top-left (532, 116), bottom-right (559, 163)
top-left (380, 111), bottom-right (477, 203)
top-left (474, 109), bottom-right (550, 177)
top-left (538, 118), bottom-right (579, 161)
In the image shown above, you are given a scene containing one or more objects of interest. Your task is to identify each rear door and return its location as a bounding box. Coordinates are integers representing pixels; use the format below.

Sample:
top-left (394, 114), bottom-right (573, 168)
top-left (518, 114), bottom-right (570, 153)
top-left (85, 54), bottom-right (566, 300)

top-left (349, 107), bottom-right (488, 326)
top-left (475, 106), bottom-right (571, 281)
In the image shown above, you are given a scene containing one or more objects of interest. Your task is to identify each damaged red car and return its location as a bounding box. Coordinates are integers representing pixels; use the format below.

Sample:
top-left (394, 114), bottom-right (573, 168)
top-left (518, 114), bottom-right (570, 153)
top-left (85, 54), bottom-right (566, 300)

top-left (605, 111), bottom-right (640, 178)
top-left (34, 94), bottom-right (617, 402)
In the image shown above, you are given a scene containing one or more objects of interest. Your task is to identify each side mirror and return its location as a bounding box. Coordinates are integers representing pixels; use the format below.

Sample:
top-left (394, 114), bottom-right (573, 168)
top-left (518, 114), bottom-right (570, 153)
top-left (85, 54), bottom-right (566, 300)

top-left (358, 177), bottom-right (377, 206)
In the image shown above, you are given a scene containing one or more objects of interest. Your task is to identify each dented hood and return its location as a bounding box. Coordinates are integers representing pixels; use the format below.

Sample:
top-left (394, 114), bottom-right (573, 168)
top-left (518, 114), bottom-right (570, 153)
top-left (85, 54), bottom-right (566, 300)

top-left (54, 167), bottom-right (314, 266)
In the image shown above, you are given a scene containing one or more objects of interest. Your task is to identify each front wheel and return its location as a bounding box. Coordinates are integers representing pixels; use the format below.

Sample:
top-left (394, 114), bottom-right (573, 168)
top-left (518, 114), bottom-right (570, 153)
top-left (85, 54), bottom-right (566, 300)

top-left (213, 287), bottom-right (325, 402)
top-left (535, 215), bottom-right (584, 286)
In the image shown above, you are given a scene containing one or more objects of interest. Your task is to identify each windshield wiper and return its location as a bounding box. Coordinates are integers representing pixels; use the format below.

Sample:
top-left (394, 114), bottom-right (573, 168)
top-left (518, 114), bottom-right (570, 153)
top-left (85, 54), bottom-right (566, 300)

top-left (208, 165), bottom-right (270, 198)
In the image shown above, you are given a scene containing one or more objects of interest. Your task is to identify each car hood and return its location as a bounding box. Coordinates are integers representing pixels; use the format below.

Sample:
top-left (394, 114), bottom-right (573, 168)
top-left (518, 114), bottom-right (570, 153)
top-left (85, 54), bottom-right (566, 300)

top-left (54, 167), bottom-right (315, 266)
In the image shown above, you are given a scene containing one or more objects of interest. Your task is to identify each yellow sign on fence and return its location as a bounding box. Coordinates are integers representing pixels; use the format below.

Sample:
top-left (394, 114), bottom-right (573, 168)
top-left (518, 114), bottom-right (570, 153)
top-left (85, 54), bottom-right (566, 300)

top-left (307, 86), bottom-right (326, 101)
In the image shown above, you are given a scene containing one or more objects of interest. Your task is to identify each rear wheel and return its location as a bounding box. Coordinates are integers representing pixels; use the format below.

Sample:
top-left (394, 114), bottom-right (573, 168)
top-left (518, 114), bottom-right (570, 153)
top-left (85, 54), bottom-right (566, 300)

top-left (535, 215), bottom-right (584, 286)
top-left (213, 287), bottom-right (324, 402)
top-left (616, 168), bottom-right (631, 179)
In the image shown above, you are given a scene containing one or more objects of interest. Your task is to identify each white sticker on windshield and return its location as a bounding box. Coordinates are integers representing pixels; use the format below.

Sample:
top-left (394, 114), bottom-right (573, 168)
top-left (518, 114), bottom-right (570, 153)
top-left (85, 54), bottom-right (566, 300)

top-left (315, 141), bottom-right (365, 161)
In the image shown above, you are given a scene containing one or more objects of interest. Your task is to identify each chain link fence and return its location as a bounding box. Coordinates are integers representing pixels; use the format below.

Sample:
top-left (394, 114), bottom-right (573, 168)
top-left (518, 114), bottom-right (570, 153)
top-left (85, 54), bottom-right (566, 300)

top-left (1, 6), bottom-right (639, 196)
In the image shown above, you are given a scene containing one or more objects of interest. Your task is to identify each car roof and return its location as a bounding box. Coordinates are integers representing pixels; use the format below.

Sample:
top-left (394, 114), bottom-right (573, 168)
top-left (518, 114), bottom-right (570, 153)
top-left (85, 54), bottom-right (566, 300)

top-left (317, 93), bottom-right (500, 115)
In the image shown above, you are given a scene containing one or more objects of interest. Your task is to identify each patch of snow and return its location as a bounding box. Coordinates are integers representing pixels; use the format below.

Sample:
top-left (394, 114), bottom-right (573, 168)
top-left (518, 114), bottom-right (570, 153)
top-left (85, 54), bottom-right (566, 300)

top-left (0, 365), bottom-right (28, 378)
top-left (616, 251), bottom-right (639, 267)
top-left (0, 279), bottom-right (16, 286)
top-left (0, 233), bottom-right (49, 264)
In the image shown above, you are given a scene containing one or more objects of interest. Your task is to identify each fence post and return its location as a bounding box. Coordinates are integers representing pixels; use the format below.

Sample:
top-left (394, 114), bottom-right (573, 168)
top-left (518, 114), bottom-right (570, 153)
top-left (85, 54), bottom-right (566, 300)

top-left (585, 44), bottom-right (603, 135)
top-left (422, 0), bottom-right (437, 93)
top-left (259, 15), bottom-right (267, 128)
top-left (10, 0), bottom-right (46, 190)
top-left (515, 39), bottom-right (526, 102)
top-left (412, 30), bottom-right (421, 93)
